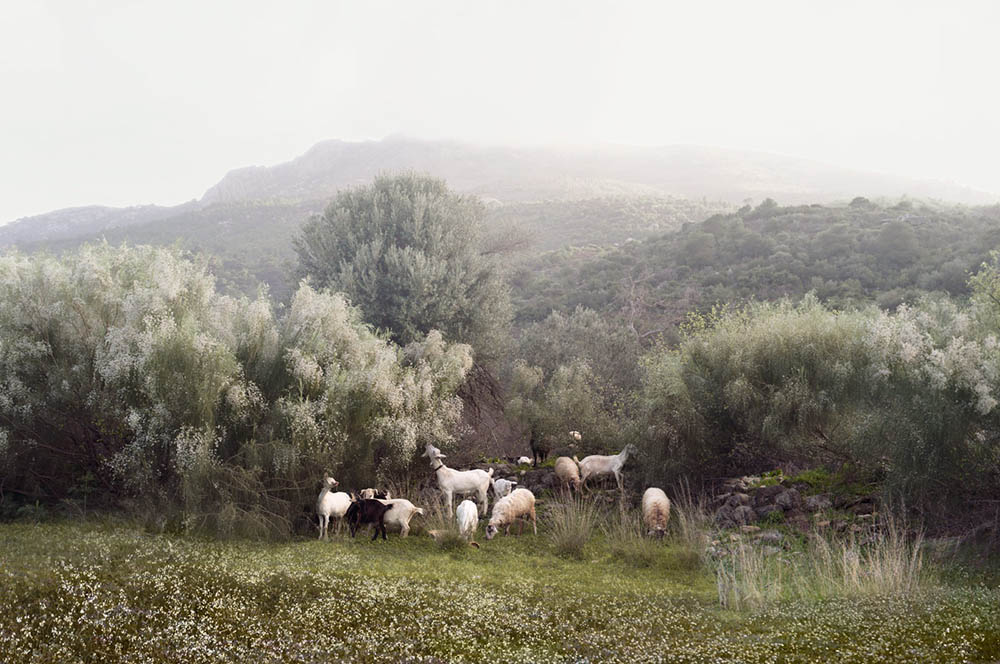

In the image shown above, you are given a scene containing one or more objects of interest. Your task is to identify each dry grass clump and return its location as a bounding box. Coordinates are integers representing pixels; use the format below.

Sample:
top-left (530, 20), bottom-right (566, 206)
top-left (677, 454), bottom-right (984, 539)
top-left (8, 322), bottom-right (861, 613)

top-left (547, 497), bottom-right (603, 559)
top-left (714, 511), bottom-right (926, 610)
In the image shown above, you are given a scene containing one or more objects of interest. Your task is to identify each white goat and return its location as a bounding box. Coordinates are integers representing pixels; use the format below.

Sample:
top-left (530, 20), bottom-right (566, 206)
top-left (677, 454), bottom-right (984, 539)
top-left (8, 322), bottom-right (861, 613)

top-left (492, 477), bottom-right (517, 499)
top-left (376, 498), bottom-right (424, 537)
top-left (422, 443), bottom-right (493, 517)
top-left (456, 499), bottom-right (479, 544)
top-left (516, 456), bottom-right (532, 466)
top-left (642, 487), bottom-right (671, 538)
top-left (578, 444), bottom-right (637, 493)
top-left (316, 476), bottom-right (352, 539)
top-left (485, 488), bottom-right (537, 540)
top-left (554, 456), bottom-right (581, 495)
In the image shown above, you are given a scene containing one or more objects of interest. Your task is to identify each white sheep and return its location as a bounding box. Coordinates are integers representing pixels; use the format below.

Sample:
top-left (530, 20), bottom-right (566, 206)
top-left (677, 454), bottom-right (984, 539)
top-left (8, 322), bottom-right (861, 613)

top-left (642, 487), bottom-right (671, 538)
top-left (316, 476), bottom-right (352, 539)
top-left (554, 456), bottom-right (581, 495)
top-left (376, 498), bottom-right (424, 537)
top-left (578, 444), bottom-right (637, 493)
top-left (422, 443), bottom-right (493, 517)
top-left (516, 456), bottom-right (531, 466)
top-left (456, 499), bottom-right (479, 544)
top-left (492, 477), bottom-right (517, 499)
top-left (485, 488), bottom-right (537, 540)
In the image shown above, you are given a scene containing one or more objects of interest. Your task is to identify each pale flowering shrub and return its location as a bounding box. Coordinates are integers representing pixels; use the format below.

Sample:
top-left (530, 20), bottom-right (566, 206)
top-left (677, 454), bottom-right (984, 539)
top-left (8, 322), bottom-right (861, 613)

top-left (0, 245), bottom-right (472, 535)
top-left (639, 294), bottom-right (1000, 506)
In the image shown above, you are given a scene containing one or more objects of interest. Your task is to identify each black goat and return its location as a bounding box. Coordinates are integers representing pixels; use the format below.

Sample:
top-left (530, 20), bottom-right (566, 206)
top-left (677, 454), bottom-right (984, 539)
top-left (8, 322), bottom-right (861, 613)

top-left (345, 498), bottom-right (394, 541)
top-left (529, 428), bottom-right (550, 467)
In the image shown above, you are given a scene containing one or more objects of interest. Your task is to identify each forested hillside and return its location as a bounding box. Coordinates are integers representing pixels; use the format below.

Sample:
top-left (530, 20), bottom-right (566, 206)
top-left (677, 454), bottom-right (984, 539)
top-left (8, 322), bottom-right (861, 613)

top-left (511, 198), bottom-right (1000, 337)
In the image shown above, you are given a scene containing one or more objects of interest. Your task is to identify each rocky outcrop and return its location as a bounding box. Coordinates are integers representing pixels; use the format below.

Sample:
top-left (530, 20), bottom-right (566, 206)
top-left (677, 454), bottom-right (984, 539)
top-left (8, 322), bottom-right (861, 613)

top-left (713, 475), bottom-right (873, 532)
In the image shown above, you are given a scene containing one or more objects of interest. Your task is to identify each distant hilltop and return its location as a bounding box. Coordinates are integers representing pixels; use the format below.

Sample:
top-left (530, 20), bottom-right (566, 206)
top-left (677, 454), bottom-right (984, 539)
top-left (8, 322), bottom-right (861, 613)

top-left (3, 136), bottom-right (997, 247)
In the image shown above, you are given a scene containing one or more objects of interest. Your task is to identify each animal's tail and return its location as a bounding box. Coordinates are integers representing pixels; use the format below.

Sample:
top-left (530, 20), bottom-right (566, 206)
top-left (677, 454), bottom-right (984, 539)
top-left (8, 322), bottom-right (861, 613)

top-left (415, 507), bottom-right (425, 516)
top-left (487, 467), bottom-right (494, 478)
top-left (572, 456), bottom-right (580, 464)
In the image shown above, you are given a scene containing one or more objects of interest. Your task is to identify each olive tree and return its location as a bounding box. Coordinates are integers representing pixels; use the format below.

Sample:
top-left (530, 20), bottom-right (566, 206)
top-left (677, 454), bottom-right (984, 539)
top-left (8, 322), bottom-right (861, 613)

top-left (294, 173), bottom-right (511, 362)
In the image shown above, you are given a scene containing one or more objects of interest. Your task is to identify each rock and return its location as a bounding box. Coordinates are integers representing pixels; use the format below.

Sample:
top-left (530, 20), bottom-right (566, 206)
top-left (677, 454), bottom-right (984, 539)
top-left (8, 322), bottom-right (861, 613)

top-left (726, 492), bottom-right (751, 508)
top-left (775, 488), bottom-right (802, 511)
top-left (714, 504), bottom-right (735, 527)
top-left (850, 501), bottom-right (875, 516)
top-left (804, 494), bottom-right (833, 512)
top-left (757, 529), bottom-right (783, 545)
top-left (755, 504), bottom-right (783, 520)
top-left (786, 512), bottom-right (810, 531)
top-left (712, 492), bottom-right (733, 508)
top-left (732, 505), bottom-right (755, 526)
top-left (752, 484), bottom-right (784, 506)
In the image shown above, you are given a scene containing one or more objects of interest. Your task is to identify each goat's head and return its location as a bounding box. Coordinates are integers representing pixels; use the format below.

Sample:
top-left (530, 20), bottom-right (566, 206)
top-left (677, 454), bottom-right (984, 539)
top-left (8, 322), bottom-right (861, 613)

top-left (359, 488), bottom-right (375, 500)
top-left (323, 476), bottom-right (339, 489)
top-left (422, 443), bottom-right (445, 466)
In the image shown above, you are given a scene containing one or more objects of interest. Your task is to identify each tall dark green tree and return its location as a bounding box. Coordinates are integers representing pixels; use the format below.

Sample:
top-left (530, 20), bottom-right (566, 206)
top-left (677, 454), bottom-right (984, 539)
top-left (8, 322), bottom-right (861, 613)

top-left (294, 173), bottom-right (511, 361)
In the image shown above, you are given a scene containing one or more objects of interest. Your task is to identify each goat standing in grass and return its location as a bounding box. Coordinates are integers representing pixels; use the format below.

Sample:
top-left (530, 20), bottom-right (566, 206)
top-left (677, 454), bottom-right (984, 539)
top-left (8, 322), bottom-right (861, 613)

top-left (422, 443), bottom-right (493, 517)
top-left (456, 499), bottom-right (480, 548)
top-left (345, 498), bottom-right (394, 541)
top-left (316, 477), bottom-right (352, 539)
top-left (578, 444), bottom-right (637, 494)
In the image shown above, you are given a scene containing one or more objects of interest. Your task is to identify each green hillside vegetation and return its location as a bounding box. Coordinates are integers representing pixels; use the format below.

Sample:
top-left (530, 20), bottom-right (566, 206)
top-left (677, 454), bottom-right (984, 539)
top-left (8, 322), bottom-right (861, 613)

top-left (484, 195), bottom-right (730, 251)
top-left (511, 198), bottom-right (1000, 335)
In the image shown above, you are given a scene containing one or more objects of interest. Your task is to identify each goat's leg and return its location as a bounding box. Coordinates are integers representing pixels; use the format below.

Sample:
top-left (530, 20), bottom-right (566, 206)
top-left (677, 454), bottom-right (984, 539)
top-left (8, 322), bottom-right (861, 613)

top-left (400, 521), bottom-right (409, 538)
top-left (530, 508), bottom-right (537, 535)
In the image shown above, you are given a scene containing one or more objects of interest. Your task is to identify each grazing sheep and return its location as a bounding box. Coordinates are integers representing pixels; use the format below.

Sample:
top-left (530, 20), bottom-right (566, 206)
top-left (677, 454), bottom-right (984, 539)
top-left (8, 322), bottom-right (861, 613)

top-left (316, 477), bottom-right (352, 540)
top-left (456, 499), bottom-right (479, 544)
top-left (492, 477), bottom-right (517, 499)
top-left (578, 444), bottom-right (637, 493)
top-left (485, 488), bottom-right (537, 540)
top-left (516, 456), bottom-right (531, 466)
top-left (529, 427), bottom-right (550, 467)
top-left (422, 443), bottom-right (493, 517)
top-left (345, 498), bottom-right (394, 541)
top-left (376, 498), bottom-right (424, 537)
top-left (554, 457), bottom-right (581, 495)
top-left (642, 487), bottom-right (671, 538)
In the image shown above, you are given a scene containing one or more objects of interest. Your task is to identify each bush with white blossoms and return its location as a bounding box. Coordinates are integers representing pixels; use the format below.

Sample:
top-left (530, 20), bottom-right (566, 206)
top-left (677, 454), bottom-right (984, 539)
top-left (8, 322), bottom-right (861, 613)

top-left (0, 244), bottom-right (472, 536)
top-left (639, 293), bottom-right (1000, 507)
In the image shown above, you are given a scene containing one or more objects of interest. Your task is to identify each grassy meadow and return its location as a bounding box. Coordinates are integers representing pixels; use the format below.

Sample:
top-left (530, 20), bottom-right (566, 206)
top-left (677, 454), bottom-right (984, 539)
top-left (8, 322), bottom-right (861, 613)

top-left (2, 515), bottom-right (999, 663)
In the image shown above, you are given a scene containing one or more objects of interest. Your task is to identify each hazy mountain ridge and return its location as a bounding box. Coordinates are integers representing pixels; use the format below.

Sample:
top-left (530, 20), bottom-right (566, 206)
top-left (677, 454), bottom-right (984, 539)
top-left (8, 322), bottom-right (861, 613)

top-left (4, 137), bottom-right (996, 250)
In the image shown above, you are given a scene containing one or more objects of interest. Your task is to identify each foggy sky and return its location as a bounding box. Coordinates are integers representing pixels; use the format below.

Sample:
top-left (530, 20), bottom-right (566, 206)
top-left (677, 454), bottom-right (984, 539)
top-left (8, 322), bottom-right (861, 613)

top-left (2, 0), bottom-right (998, 224)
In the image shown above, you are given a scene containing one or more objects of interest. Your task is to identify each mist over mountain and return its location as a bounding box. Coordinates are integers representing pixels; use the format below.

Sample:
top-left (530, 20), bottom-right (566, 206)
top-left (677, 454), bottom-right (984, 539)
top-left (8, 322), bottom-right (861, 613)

top-left (200, 137), bottom-right (997, 207)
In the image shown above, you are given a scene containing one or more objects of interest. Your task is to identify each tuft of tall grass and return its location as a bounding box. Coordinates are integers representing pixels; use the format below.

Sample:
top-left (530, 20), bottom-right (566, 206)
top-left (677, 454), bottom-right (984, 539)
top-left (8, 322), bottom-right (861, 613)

top-left (547, 497), bottom-right (603, 559)
top-left (713, 511), bottom-right (926, 610)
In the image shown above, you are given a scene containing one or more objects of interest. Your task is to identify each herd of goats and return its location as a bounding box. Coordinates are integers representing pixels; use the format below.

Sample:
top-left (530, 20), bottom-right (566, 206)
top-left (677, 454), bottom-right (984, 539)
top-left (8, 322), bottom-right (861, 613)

top-left (317, 436), bottom-right (672, 547)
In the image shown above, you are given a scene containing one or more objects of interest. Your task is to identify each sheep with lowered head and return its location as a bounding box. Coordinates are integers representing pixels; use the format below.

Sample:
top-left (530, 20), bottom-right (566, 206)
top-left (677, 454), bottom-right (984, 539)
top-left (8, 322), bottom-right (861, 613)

top-left (485, 488), bottom-right (537, 540)
top-left (642, 487), bottom-right (671, 539)
top-left (554, 456), bottom-right (581, 495)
